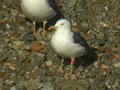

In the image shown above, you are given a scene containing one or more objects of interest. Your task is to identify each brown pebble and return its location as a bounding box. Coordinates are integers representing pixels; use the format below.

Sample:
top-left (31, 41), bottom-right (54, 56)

top-left (0, 72), bottom-right (6, 78)
top-left (31, 42), bottom-right (44, 52)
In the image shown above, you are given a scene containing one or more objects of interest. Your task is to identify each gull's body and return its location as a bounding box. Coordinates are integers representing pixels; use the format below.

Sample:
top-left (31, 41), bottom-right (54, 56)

top-left (50, 19), bottom-right (88, 59)
top-left (21, 0), bottom-right (57, 40)
top-left (51, 26), bottom-right (86, 58)
top-left (21, 0), bottom-right (57, 21)
top-left (49, 19), bottom-right (89, 73)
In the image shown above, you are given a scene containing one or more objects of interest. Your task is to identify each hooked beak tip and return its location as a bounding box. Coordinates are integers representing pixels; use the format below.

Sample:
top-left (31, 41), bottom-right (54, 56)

top-left (48, 26), bottom-right (56, 31)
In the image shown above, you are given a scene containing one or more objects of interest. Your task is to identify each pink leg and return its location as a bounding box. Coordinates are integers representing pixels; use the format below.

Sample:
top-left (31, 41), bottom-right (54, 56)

top-left (68, 57), bottom-right (75, 74)
top-left (71, 57), bottom-right (75, 65)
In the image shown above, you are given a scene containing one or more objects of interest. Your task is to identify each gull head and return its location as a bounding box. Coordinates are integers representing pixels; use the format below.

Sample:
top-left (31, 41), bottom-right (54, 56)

top-left (55, 19), bottom-right (71, 30)
top-left (48, 19), bottom-right (72, 32)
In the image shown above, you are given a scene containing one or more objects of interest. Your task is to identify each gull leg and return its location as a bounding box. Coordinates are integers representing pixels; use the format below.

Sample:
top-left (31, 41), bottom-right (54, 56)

top-left (32, 21), bottom-right (47, 40)
top-left (58, 59), bottom-right (64, 73)
top-left (32, 21), bottom-right (41, 39)
top-left (41, 21), bottom-right (48, 40)
top-left (71, 57), bottom-right (75, 65)
top-left (69, 57), bottom-right (75, 74)
top-left (32, 21), bottom-right (36, 36)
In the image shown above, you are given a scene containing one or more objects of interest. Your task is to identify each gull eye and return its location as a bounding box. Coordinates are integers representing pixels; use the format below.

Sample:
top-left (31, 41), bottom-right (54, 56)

top-left (60, 23), bottom-right (64, 25)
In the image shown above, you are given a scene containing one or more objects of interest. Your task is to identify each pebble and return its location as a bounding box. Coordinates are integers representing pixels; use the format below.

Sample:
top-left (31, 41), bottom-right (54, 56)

top-left (45, 61), bottom-right (53, 67)
top-left (6, 24), bottom-right (11, 29)
top-left (0, 0), bottom-right (120, 90)
top-left (14, 41), bottom-right (24, 47)
top-left (113, 62), bottom-right (120, 68)
top-left (10, 86), bottom-right (16, 90)
top-left (70, 74), bottom-right (77, 80)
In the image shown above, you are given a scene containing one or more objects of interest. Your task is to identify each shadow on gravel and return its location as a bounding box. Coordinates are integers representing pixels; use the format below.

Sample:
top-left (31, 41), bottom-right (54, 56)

top-left (63, 47), bottom-right (98, 68)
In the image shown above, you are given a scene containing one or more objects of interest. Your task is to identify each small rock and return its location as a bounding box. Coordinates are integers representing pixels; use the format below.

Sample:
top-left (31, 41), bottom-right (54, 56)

top-left (31, 42), bottom-right (44, 52)
top-left (45, 61), bottom-right (53, 67)
top-left (10, 86), bottom-right (16, 90)
top-left (113, 62), bottom-right (120, 68)
top-left (100, 64), bottom-right (109, 69)
top-left (14, 41), bottom-right (24, 47)
top-left (0, 72), bottom-right (6, 78)
top-left (71, 74), bottom-right (77, 80)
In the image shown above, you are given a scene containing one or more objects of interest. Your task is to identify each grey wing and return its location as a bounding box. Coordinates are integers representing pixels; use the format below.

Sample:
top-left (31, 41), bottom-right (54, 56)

top-left (73, 32), bottom-right (89, 49)
top-left (48, 0), bottom-right (56, 10)
top-left (48, 0), bottom-right (63, 17)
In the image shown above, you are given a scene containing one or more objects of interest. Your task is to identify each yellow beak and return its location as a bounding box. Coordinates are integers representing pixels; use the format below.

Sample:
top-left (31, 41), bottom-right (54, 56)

top-left (48, 26), bottom-right (56, 31)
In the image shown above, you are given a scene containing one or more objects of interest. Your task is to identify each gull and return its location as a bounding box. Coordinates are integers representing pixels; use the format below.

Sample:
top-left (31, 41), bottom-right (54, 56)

top-left (21, 0), bottom-right (58, 39)
top-left (48, 19), bottom-right (89, 73)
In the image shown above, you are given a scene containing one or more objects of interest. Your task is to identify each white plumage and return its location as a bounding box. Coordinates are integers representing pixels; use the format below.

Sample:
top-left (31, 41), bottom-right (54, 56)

top-left (21, 0), bottom-right (56, 21)
top-left (50, 19), bottom-right (87, 58)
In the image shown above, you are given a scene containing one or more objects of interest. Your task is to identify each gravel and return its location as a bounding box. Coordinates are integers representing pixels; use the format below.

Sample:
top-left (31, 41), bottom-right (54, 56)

top-left (0, 0), bottom-right (120, 90)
